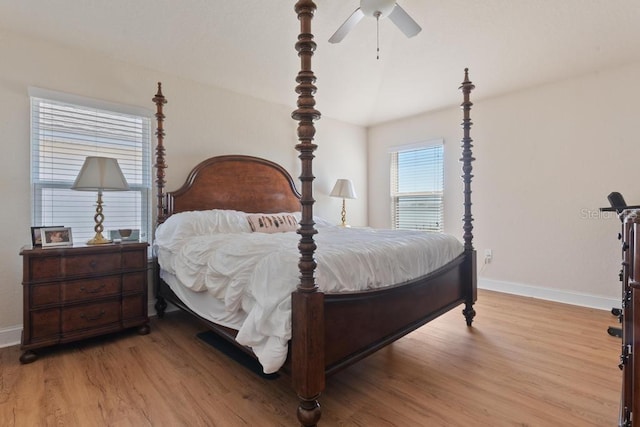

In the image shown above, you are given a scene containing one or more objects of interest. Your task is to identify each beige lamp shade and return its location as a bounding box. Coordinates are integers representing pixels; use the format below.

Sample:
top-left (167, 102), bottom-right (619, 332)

top-left (72, 156), bottom-right (129, 191)
top-left (329, 179), bottom-right (357, 199)
top-left (71, 156), bottom-right (129, 244)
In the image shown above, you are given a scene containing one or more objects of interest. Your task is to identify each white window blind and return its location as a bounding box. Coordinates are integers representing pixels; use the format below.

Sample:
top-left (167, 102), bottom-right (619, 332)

top-left (390, 143), bottom-right (444, 232)
top-left (30, 92), bottom-right (152, 244)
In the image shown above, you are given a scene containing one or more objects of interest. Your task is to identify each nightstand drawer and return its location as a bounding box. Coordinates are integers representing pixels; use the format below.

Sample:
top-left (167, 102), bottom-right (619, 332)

top-left (123, 294), bottom-right (146, 322)
top-left (122, 249), bottom-right (146, 269)
top-left (30, 309), bottom-right (61, 341)
top-left (31, 283), bottom-right (60, 307)
top-left (123, 272), bottom-right (146, 293)
top-left (62, 301), bottom-right (120, 333)
top-left (62, 276), bottom-right (121, 302)
top-left (29, 256), bottom-right (62, 281)
top-left (63, 253), bottom-right (121, 276)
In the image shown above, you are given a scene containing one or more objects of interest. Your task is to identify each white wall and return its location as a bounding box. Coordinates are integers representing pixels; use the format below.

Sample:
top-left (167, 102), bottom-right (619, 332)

top-left (0, 29), bottom-right (367, 345)
top-left (5, 26), bottom-right (635, 346)
top-left (369, 63), bottom-right (640, 308)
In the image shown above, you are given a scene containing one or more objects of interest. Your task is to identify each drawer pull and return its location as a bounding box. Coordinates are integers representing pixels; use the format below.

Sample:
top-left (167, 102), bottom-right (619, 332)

top-left (80, 310), bottom-right (106, 321)
top-left (80, 284), bottom-right (106, 294)
top-left (89, 260), bottom-right (98, 268)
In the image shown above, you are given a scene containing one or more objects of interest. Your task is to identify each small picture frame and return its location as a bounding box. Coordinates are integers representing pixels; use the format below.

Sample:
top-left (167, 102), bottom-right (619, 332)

top-left (41, 227), bottom-right (73, 248)
top-left (31, 226), bottom-right (63, 247)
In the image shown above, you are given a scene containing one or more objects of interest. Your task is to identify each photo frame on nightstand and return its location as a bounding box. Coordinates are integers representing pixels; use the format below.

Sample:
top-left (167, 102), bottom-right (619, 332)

top-left (41, 227), bottom-right (73, 248)
top-left (31, 226), bottom-right (63, 247)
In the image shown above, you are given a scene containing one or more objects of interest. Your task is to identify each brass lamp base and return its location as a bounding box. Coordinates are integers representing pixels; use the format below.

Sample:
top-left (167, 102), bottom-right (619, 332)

top-left (87, 232), bottom-right (112, 245)
top-left (339, 198), bottom-right (348, 227)
top-left (86, 191), bottom-right (111, 245)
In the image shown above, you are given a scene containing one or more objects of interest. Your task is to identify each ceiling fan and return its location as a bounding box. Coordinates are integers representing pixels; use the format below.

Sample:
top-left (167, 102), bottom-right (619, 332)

top-left (328, 0), bottom-right (422, 44)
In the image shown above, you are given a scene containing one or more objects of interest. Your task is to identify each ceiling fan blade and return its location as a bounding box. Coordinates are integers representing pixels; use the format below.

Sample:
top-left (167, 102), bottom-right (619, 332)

top-left (328, 8), bottom-right (365, 43)
top-left (388, 4), bottom-right (422, 38)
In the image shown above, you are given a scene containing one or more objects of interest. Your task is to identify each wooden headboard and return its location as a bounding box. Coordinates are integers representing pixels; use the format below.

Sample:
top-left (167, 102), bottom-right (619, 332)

top-left (162, 155), bottom-right (301, 221)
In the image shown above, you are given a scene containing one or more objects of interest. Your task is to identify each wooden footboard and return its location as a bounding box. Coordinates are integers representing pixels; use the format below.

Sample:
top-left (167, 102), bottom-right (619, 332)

top-left (154, 249), bottom-right (476, 378)
top-left (324, 251), bottom-right (473, 375)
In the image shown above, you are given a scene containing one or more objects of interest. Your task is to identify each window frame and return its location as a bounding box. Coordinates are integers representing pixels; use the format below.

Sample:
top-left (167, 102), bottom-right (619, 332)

top-left (389, 139), bottom-right (445, 232)
top-left (29, 87), bottom-right (153, 245)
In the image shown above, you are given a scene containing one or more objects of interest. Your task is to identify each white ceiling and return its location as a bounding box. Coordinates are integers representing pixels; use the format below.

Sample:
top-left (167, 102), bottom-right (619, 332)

top-left (1, 0), bottom-right (639, 126)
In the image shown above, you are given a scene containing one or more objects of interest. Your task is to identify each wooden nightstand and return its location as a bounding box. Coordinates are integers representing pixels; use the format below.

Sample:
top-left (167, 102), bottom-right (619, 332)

top-left (19, 242), bottom-right (150, 363)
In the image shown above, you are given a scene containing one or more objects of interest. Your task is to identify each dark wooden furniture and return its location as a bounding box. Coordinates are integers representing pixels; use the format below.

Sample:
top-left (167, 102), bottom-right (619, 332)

top-left (151, 3), bottom-right (476, 425)
top-left (621, 212), bottom-right (640, 426)
top-left (600, 192), bottom-right (637, 339)
top-left (19, 243), bottom-right (150, 364)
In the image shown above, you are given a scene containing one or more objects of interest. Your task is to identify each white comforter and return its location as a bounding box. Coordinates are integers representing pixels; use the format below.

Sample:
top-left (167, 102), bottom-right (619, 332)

top-left (155, 213), bottom-right (463, 373)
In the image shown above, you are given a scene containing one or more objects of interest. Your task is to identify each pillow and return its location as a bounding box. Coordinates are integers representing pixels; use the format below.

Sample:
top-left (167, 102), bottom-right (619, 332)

top-left (155, 209), bottom-right (251, 245)
top-left (292, 212), bottom-right (336, 228)
top-left (247, 213), bottom-right (298, 233)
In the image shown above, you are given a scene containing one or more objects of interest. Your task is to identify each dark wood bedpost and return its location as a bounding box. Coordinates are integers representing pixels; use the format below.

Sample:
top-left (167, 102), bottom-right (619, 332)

top-left (460, 68), bottom-right (477, 326)
top-left (153, 82), bottom-right (169, 317)
top-left (153, 82), bottom-right (168, 225)
top-left (291, 1), bottom-right (324, 426)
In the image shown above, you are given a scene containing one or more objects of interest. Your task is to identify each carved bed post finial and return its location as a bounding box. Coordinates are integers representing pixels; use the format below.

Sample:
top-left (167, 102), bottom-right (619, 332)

top-left (291, 1), bottom-right (324, 426)
top-left (153, 82), bottom-right (168, 225)
top-left (460, 68), bottom-right (475, 251)
top-left (460, 68), bottom-right (477, 327)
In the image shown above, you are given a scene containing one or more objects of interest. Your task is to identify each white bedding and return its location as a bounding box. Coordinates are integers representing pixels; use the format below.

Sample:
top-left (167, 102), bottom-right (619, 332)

top-left (154, 209), bottom-right (464, 373)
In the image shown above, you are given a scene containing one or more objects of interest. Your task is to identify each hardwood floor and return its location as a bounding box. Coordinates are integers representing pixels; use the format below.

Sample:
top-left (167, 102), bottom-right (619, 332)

top-left (0, 290), bottom-right (620, 426)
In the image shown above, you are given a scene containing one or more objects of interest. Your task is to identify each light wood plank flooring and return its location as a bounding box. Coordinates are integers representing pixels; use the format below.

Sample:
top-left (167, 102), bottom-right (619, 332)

top-left (0, 290), bottom-right (621, 426)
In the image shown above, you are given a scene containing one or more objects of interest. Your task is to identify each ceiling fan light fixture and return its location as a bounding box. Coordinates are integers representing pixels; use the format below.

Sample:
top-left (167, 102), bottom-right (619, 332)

top-left (328, 0), bottom-right (421, 45)
top-left (360, 0), bottom-right (396, 19)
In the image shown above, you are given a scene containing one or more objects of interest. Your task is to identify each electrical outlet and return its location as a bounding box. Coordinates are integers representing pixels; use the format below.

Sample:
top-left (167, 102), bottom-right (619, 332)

top-left (484, 249), bottom-right (492, 264)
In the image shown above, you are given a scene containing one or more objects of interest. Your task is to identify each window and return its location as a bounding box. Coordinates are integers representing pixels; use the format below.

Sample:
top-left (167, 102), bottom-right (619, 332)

top-left (390, 142), bottom-right (444, 232)
top-left (30, 88), bottom-right (152, 244)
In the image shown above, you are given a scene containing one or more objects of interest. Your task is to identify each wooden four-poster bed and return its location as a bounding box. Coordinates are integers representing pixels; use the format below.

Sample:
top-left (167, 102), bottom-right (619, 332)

top-left (151, 2), bottom-right (476, 426)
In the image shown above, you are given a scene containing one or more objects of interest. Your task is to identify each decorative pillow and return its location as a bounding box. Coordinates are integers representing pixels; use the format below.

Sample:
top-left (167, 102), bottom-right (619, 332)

top-left (247, 213), bottom-right (298, 233)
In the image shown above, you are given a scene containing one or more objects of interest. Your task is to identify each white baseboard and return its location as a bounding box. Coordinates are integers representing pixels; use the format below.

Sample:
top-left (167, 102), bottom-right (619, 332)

top-left (0, 325), bottom-right (22, 349)
top-left (479, 277), bottom-right (620, 311)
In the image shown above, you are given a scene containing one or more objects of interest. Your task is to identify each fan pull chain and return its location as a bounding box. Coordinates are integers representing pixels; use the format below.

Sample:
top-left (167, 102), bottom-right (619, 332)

top-left (375, 11), bottom-right (381, 60)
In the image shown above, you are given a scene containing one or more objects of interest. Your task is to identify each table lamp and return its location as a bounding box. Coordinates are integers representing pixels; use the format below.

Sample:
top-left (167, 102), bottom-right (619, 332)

top-left (330, 179), bottom-right (357, 227)
top-left (72, 156), bottom-right (129, 244)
